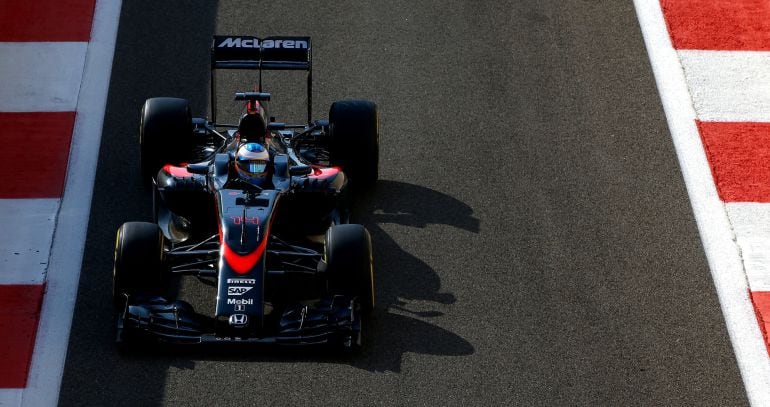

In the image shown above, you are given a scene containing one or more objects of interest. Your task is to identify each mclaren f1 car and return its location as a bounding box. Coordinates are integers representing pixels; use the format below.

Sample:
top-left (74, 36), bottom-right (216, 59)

top-left (112, 36), bottom-right (378, 351)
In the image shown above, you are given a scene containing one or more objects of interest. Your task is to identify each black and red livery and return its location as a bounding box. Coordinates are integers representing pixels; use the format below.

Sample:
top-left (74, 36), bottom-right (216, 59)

top-left (113, 36), bottom-right (378, 351)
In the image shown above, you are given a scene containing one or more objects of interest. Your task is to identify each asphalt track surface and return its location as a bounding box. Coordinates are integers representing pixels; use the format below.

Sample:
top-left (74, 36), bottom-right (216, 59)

top-left (59, 1), bottom-right (748, 405)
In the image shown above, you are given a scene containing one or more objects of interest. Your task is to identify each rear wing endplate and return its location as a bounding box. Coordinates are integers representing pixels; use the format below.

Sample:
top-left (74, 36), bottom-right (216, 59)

top-left (210, 36), bottom-right (313, 123)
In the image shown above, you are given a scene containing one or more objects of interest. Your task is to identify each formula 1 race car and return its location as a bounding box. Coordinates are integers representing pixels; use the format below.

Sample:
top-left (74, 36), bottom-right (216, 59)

top-left (113, 36), bottom-right (378, 351)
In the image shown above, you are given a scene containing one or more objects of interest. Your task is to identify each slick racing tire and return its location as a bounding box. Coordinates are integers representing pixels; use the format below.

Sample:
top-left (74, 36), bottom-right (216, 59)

top-left (324, 224), bottom-right (375, 314)
top-left (140, 97), bottom-right (193, 185)
top-left (328, 100), bottom-right (379, 189)
top-left (113, 222), bottom-right (168, 309)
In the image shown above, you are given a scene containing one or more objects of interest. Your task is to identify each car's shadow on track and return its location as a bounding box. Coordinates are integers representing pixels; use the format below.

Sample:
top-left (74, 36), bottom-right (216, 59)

top-left (347, 180), bottom-right (478, 371)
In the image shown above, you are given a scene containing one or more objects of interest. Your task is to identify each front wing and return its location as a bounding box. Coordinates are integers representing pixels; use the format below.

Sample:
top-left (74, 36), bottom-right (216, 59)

top-left (116, 295), bottom-right (362, 349)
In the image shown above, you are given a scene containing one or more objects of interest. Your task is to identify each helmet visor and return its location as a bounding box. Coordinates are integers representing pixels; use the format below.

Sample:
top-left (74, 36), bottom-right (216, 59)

top-left (247, 161), bottom-right (266, 173)
top-left (238, 159), bottom-right (268, 176)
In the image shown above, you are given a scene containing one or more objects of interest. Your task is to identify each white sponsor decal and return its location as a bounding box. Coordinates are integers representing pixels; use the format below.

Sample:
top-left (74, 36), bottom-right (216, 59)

top-left (228, 286), bottom-right (253, 296)
top-left (227, 278), bottom-right (256, 284)
top-left (217, 37), bottom-right (308, 49)
top-left (227, 298), bottom-right (254, 305)
top-left (229, 314), bottom-right (248, 326)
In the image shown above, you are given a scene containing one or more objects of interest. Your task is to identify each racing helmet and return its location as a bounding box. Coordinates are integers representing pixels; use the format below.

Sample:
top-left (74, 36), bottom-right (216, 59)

top-left (235, 143), bottom-right (270, 186)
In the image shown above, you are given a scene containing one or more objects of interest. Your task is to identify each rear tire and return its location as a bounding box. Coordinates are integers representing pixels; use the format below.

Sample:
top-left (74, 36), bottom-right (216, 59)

top-left (140, 97), bottom-right (193, 184)
top-left (113, 222), bottom-right (168, 309)
top-left (328, 100), bottom-right (379, 189)
top-left (324, 224), bottom-right (374, 314)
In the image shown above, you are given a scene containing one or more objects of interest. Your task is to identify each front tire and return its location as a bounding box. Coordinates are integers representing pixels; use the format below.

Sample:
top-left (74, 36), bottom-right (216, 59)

top-left (324, 224), bottom-right (375, 314)
top-left (113, 222), bottom-right (168, 309)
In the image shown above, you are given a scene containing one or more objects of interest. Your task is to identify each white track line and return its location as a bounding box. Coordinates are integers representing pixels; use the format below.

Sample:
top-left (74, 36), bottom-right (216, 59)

top-left (680, 50), bottom-right (770, 122)
top-left (21, 0), bottom-right (122, 406)
top-left (0, 390), bottom-right (22, 406)
top-left (0, 42), bottom-right (87, 112)
top-left (0, 199), bottom-right (59, 285)
top-left (633, 1), bottom-right (770, 405)
top-left (726, 203), bottom-right (770, 292)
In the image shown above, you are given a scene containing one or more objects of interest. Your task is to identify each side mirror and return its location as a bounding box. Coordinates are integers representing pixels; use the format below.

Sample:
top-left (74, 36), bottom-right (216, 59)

top-left (186, 163), bottom-right (209, 174)
top-left (289, 165), bottom-right (312, 176)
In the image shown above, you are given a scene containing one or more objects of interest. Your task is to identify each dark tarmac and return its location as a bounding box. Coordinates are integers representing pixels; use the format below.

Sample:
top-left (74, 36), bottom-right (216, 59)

top-left (59, 1), bottom-right (746, 405)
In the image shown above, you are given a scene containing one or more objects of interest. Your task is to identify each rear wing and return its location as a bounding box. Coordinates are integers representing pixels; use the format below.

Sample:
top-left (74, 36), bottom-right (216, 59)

top-left (210, 36), bottom-right (313, 123)
top-left (211, 36), bottom-right (311, 70)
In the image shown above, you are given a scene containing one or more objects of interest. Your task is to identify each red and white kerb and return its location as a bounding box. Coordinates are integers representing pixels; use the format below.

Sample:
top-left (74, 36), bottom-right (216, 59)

top-left (637, 0), bottom-right (770, 404)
